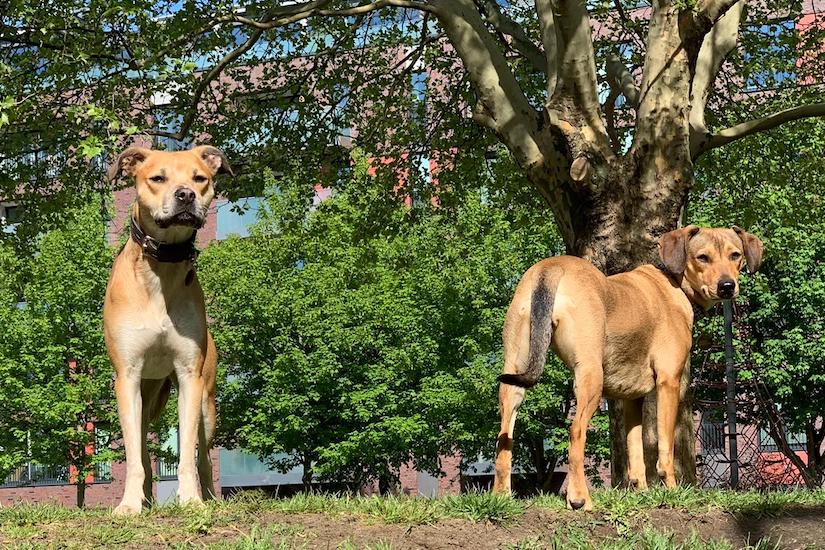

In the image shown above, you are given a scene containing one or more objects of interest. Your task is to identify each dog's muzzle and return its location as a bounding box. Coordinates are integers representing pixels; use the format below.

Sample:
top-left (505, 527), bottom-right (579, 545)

top-left (155, 206), bottom-right (204, 229)
top-left (717, 279), bottom-right (736, 300)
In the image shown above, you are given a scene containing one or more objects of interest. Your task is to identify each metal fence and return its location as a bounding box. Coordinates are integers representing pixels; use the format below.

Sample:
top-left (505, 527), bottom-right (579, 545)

top-left (1, 463), bottom-right (70, 487)
top-left (1, 461), bottom-right (113, 488)
top-left (693, 302), bottom-right (806, 489)
top-left (157, 457), bottom-right (178, 480)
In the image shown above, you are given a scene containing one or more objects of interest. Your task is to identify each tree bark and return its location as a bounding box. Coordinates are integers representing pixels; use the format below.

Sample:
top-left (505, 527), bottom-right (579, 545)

top-left (77, 479), bottom-right (86, 509)
top-left (302, 454), bottom-right (313, 492)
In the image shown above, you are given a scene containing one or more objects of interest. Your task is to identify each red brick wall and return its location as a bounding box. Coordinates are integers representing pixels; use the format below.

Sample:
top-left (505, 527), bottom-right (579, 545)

top-left (438, 453), bottom-right (461, 496)
top-left (0, 461), bottom-right (127, 508)
top-left (1, 448), bottom-right (222, 508)
top-left (398, 463), bottom-right (418, 495)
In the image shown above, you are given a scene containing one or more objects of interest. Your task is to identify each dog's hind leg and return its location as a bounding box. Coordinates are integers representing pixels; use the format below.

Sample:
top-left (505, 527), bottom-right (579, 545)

top-left (493, 288), bottom-right (533, 495)
top-left (494, 271), bottom-right (555, 495)
top-left (198, 334), bottom-right (218, 500)
top-left (493, 382), bottom-right (526, 495)
top-left (566, 364), bottom-right (603, 511)
top-left (623, 397), bottom-right (647, 490)
top-left (655, 375), bottom-right (681, 488)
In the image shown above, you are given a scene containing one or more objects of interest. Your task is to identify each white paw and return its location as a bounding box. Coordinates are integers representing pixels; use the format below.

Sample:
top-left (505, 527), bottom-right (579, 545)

top-left (113, 502), bottom-right (142, 516)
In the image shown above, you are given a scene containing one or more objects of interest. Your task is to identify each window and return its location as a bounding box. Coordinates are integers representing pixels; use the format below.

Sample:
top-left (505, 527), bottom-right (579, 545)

top-left (744, 20), bottom-right (796, 91)
top-left (411, 69), bottom-right (428, 126)
top-left (700, 415), bottom-right (725, 453)
top-left (1, 202), bottom-right (23, 233)
top-left (153, 109), bottom-right (191, 151)
top-left (1, 203), bottom-right (23, 224)
top-left (758, 426), bottom-right (807, 453)
top-left (157, 428), bottom-right (180, 480)
top-left (93, 426), bottom-right (113, 482)
top-left (410, 153), bottom-right (431, 208)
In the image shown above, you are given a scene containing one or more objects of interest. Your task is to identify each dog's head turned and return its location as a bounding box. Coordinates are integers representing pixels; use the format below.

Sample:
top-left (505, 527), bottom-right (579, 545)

top-left (659, 225), bottom-right (763, 308)
top-left (108, 145), bottom-right (232, 237)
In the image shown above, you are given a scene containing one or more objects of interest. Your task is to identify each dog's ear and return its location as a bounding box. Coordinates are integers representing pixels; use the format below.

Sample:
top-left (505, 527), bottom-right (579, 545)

top-left (659, 225), bottom-right (700, 275)
top-left (107, 147), bottom-right (151, 182)
top-left (732, 226), bottom-right (764, 273)
top-left (194, 145), bottom-right (234, 177)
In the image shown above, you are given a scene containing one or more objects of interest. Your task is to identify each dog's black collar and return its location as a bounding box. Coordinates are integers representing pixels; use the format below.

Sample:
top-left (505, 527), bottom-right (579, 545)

top-left (130, 217), bottom-right (199, 264)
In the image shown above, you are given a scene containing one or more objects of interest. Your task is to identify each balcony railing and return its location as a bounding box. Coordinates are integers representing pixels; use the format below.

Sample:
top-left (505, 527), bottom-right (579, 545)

top-left (1, 463), bottom-right (70, 487)
top-left (1, 462), bottom-right (114, 488)
top-left (157, 457), bottom-right (178, 480)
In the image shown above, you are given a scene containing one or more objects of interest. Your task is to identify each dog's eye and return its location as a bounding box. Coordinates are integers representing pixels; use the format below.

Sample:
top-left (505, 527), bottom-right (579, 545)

top-left (193, 175), bottom-right (208, 183)
top-left (149, 175), bottom-right (166, 183)
top-left (730, 252), bottom-right (742, 261)
top-left (697, 254), bottom-right (710, 263)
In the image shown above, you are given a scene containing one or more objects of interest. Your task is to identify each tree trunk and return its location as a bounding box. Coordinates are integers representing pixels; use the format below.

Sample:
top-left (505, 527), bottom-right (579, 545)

top-left (557, 154), bottom-right (696, 488)
top-left (76, 478), bottom-right (86, 509)
top-left (301, 454), bottom-right (313, 492)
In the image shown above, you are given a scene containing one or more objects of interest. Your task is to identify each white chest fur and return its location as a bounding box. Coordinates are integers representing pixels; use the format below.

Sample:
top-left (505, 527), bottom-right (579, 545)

top-left (110, 264), bottom-right (205, 380)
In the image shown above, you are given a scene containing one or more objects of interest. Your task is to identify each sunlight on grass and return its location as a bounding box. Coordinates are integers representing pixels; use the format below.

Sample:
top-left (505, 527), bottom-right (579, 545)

top-left (439, 490), bottom-right (527, 523)
top-left (0, 488), bottom-right (821, 548)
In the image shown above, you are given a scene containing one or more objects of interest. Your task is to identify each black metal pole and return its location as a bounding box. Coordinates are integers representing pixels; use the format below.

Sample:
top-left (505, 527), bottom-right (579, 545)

top-left (723, 301), bottom-right (739, 489)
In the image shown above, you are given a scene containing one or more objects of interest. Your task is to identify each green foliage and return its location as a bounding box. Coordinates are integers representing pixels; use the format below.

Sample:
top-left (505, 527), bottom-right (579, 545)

top-left (439, 491), bottom-right (526, 523)
top-left (692, 94), bottom-right (825, 486)
top-left (0, 198), bottom-right (119, 502)
top-left (199, 151), bottom-right (607, 490)
top-left (1, 0), bottom-right (819, 244)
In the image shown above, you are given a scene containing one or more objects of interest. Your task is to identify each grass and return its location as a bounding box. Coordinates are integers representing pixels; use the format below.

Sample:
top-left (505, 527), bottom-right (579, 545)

top-left (0, 487), bottom-right (822, 548)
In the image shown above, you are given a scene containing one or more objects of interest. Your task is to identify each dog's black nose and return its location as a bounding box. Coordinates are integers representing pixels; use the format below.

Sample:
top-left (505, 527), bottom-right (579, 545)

top-left (718, 279), bottom-right (736, 299)
top-left (175, 187), bottom-right (196, 204)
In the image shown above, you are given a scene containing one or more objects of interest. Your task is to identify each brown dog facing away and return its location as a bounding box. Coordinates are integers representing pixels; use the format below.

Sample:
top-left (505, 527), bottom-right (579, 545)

top-left (493, 226), bottom-right (764, 510)
top-left (104, 145), bottom-right (231, 515)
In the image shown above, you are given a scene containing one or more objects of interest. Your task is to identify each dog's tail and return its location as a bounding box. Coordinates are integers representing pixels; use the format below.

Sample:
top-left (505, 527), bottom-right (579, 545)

top-left (498, 274), bottom-right (555, 388)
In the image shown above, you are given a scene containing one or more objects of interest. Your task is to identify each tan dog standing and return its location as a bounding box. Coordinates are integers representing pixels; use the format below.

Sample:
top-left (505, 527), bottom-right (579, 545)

top-left (105, 145), bottom-right (230, 515)
top-left (493, 226), bottom-right (763, 510)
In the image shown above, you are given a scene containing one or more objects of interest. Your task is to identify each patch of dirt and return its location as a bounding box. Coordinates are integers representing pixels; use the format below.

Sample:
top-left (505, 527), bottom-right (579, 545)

top-left (11, 507), bottom-right (825, 548)
top-left (189, 507), bottom-right (825, 549)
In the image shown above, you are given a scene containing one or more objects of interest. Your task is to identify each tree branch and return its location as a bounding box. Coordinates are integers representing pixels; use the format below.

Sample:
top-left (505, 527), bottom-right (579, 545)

top-left (689, 0), bottom-right (744, 140)
top-left (606, 52), bottom-right (639, 108)
top-left (604, 87), bottom-right (621, 152)
top-left (535, 0), bottom-right (561, 100)
top-left (633, 1), bottom-right (692, 160)
top-left (222, 0), bottom-right (435, 28)
top-left (165, 27), bottom-right (266, 140)
top-left (429, 0), bottom-right (544, 170)
top-left (473, 0), bottom-right (546, 74)
top-left (693, 0), bottom-right (743, 32)
top-left (694, 103), bottom-right (825, 157)
top-left (159, 2), bottom-right (436, 141)
top-left (428, 0), bottom-right (580, 246)
top-left (552, 0), bottom-right (610, 151)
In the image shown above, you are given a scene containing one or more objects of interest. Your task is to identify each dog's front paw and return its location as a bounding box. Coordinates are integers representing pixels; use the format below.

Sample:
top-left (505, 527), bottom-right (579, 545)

top-left (566, 496), bottom-right (593, 512)
top-left (113, 502), bottom-right (142, 516)
top-left (566, 486), bottom-right (593, 512)
top-left (177, 493), bottom-right (205, 508)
